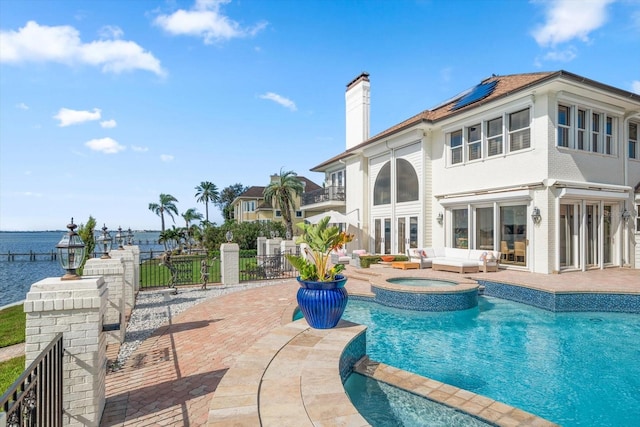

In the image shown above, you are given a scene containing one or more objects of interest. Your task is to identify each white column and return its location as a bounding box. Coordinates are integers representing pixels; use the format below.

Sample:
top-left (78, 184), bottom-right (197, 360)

top-left (221, 243), bottom-right (239, 286)
top-left (281, 239), bottom-right (297, 272)
top-left (23, 276), bottom-right (107, 427)
top-left (83, 258), bottom-right (125, 344)
top-left (108, 249), bottom-right (135, 316)
top-left (257, 236), bottom-right (267, 257)
top-left (125, 244), bottom-right (140, 291)
top-left (266, 238), bottom-right (282, 255)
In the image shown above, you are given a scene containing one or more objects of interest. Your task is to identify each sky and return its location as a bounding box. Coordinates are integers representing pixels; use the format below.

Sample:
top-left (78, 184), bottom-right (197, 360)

top-left (1, 0), bottom-right (639, 231)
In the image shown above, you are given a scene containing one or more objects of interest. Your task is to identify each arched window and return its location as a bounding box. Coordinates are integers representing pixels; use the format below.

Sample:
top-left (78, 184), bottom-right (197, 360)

top-left (396, 158), bottom-right (419, 202)
top-left (373, 162), bottom-right (391, 205)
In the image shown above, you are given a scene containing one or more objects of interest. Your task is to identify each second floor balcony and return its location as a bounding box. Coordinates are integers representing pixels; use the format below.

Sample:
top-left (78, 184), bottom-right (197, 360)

top-left (301, 186), bottom-right (345, 207)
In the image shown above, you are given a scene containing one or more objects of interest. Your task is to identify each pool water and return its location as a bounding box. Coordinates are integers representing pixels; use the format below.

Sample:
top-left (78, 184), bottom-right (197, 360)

top-left (343, 297), bottom-right (640, 427)
top-left (386, 278), bottom-right (456, 287)
top-left (344, 373), bottom-right (491, 427)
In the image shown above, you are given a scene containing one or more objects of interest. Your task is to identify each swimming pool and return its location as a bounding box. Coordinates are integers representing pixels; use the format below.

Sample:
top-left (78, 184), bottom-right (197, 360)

top-left (343, 296), bottom-right (640, 427)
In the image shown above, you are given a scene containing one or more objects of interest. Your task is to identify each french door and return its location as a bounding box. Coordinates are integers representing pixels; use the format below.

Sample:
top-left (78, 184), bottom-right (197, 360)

top-left (397, 216), bottom-right (418, 255)
top-left (374, 216), bottom-right (418, 254)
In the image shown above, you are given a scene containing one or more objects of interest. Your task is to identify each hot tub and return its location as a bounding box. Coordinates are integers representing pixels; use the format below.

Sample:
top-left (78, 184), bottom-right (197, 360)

top-left (369, 277), bottom-right (479, 311)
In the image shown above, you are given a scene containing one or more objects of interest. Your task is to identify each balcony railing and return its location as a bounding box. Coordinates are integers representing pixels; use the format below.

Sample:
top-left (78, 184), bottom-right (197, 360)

top-left (301, 186), bottom-right (345, 206)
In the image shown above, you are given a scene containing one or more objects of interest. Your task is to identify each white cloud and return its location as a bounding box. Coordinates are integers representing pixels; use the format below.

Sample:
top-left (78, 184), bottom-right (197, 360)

top-left (0, 21), bottom-right (166, 76)
top-left (99, 25), bottom-right (124, 40)
top-left (154, 0), bottom-right (267, 44)
top-left (85, 137), bottom-right (126, 154)
top-left (632, 80), bottom-right (640, 94)
top-left (16, 102), bottom-right (29, 110)
top-left (54, 107), bottom-right (101, 127)
top-left (100, 119), bottom-right (117, 128)
top-left (21, 191), bottom-right (43, 197)
top-left (259, 92), bottom-right (297, 111)
top-left (160, 154), bottom-right (174, 162)
top-left (532, 0), bottom-right (615, 47)
top-left (131, 145), bottom-right (149, 152)
top-left (540, 46), bottom-right (578, 62)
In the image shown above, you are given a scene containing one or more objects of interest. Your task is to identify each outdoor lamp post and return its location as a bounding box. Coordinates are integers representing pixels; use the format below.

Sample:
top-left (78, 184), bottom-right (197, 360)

top-left (127, 227), bottom-right (134, 245)
top-left (115, 226), bottom-right (124, 249)
top-left (225, 231), bottom-right (233, 242)
top-left (96, 224), bottom-right (112, 259)
top-left (56, 218), bottom-right (86, 280)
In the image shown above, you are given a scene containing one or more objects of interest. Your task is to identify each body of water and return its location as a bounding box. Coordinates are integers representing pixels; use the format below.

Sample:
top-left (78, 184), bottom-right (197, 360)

top-left (343, 297), bottom-right (640, 427)
top-left (0, 231), bottom-right (163, 308)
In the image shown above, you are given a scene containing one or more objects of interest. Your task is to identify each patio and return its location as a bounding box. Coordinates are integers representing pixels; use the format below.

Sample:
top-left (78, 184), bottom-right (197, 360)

top-left (100, 266), bottom-right (639, 426)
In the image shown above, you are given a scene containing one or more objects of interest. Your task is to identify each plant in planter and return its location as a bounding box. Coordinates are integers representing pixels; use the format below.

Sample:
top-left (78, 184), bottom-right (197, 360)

top-left (286, 217), bottom-right (353, 329)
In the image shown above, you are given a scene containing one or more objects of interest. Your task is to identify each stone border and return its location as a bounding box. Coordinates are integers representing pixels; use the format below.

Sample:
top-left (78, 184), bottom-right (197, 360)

top-left (478, 279), bottom-right (640, 313)
top-left (354, 357), bottom-right (559, 427)
top-left (207, 319), bottom-right (368, 426)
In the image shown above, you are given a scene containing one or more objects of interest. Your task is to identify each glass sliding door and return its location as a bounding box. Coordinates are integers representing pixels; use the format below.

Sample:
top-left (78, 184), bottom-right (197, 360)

top-left (397, 216), bottom-right (419, 254)
top-left (452, 208), bottom-right (469, 248)
top-left (499, 205), bottom-right (527, 266)
top-left (476, 207), bottom-right (494, 250)
top-left (398, 217), bottom-right (406, 255)
top-left (603, 205), bottom-right (612, 265)
top-left (586, 204), bottom-right (599, 267)
top-left (559, 204), bottom-right (579, 269)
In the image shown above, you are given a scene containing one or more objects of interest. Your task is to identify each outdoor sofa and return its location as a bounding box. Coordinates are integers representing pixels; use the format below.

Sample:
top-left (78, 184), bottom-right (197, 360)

top-left (406, 247), bottom-right (501, 273)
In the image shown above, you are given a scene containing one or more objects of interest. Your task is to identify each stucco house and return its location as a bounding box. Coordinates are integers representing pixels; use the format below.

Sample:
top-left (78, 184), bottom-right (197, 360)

top-left (311, 71), bottom-right (640, 274)
top-left (232, 174), bottom-right (322, 229)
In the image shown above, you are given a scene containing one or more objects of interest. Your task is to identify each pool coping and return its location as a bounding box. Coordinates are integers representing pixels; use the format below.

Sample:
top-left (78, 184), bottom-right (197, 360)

top-left (354, 356), bottom-right (559, 427)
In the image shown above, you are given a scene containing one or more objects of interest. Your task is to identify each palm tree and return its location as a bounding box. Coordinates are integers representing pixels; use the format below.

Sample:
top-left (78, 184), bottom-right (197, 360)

top-left (182, 208), bottom-right (203, 253)
top-left (148, 193), bottom-right (179, 233)
top-left (195, 181), bottom-right (219, 223)
top-left (263, 169), bottom-right (304, 238)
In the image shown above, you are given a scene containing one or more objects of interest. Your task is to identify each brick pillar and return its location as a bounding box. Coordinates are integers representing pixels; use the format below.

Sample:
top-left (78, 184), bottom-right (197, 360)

top-left (266, 238), bottom-right (282, 255)
top-left (23, 277), bottom-right (107, 427)
top-left (221, 243), bottom-right (239, 286)
top-left (108, 249), bottom-right (135, 317)
top-left (257, 236), bottom-right (266, 257)
top-left (281, 239), bottom-right (296, 272)
top-left (83, 258), bottom-right (125, 344)
top-left (124, 244), bottom-right (140, 292)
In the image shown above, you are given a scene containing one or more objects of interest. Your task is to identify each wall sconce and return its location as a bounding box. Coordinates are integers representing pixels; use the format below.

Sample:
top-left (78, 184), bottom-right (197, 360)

top-left (56, 218), bottom-right (86, 280)
top-left (115, 226), bottom-right (124, 249)
top-left (531, 207), bottom-right (542, 224)
top-left (96, 224), bottom-right (112, 259)
top-left (622, 209), bottom-right (631, 222)
top-left (225, 231), bottom-right (233, 242)
top-left (436, 212), bottom-right (444, 225)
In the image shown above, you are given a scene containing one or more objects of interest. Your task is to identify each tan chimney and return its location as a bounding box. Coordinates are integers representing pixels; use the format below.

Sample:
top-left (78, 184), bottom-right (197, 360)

top-left (345, 72), bottom-right (370, 150)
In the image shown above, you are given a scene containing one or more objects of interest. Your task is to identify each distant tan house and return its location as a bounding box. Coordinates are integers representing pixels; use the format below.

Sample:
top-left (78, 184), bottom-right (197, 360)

top-left (232, 174), bottom-right (323, 229)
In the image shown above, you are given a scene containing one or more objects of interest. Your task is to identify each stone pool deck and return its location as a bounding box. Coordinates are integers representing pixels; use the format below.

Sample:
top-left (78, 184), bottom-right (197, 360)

top-left (94, 266), bottom-right (638, 426)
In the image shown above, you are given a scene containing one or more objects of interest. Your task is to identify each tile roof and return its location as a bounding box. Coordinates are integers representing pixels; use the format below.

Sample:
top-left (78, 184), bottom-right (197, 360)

top-left (238, 186), bottom-right (266, 198)
top-left (312, 70), bottom-right (640, 171)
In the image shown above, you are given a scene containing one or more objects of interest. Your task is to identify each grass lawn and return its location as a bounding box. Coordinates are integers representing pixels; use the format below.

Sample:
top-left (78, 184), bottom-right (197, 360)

top-left (0, 356), bottom-right (25, 395)
top-left (0, 305), bottom-right (26, 348)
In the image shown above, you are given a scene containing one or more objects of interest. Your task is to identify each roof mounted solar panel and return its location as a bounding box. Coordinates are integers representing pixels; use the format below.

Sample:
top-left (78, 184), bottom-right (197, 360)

top-left (451, 80), bottom-right (497, 111)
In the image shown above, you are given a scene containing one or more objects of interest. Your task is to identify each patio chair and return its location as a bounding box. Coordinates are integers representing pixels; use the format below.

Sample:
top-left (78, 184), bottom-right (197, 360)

top-left (500, 241), bottom-right (514, 262)
top-left (514, 241), bottom-right (526, 264)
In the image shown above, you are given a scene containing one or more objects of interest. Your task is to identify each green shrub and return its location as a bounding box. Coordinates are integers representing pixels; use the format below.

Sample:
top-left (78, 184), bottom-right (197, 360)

top-left (358, 254), bottom-right (408, 268)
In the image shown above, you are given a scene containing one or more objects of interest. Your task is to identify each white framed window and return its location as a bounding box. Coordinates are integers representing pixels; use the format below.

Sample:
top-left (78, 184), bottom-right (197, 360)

top-left (591, 112), bottom-right (601, 153)
top-left (487, 116), bottom-right (503, 156)
top-left (450, 130), bottom-right (463, 164)
top-left (508, 108), bottom-right (530, 152)
top-left (556, 102), bottom-right (617, 155)
top-left (275, 210), bottom-right (282, 217)
top-left (577, 108), bottom-right (587, 150)
top-left (558, 105), bottom-right (571, 148)
top-left (467, 123), bottom-right (482, 161)
top-left (296, 210), bottom-right (303, 218)
top-left (628, 122), bottom-right (638, 160)
top-left (244, 201), bottom-right (255, 212)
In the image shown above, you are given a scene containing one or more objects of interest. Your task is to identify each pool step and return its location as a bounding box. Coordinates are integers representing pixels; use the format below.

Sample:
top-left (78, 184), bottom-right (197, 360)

top-left (478, 284), bottom-right (486, 295)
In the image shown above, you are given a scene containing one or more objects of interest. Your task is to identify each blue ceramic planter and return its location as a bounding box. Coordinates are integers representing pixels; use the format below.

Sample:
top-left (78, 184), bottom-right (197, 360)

top-left (296, 275), bottom-right (348, 329)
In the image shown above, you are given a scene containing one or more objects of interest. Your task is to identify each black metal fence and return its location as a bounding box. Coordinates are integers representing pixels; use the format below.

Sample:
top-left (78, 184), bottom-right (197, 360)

top-left (1, 333), bottom-right (64, 426)
top-left (139, 252), bottom-right (221, 289)
top-left (239, 252), bottom-right (297, 281)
